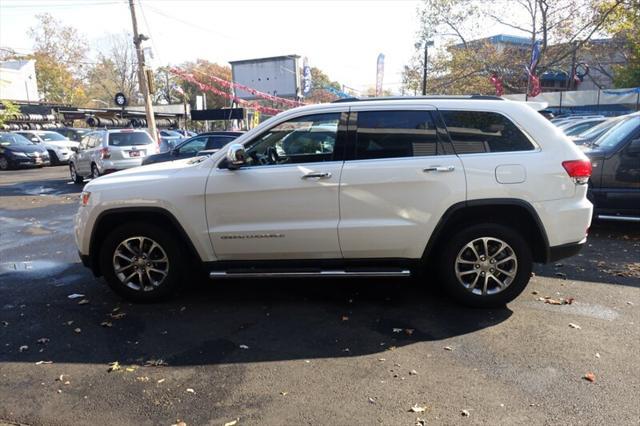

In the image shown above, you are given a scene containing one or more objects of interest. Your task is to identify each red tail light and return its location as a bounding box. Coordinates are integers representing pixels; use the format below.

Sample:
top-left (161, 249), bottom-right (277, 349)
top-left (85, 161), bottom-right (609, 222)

top-left (100, 147), bottom-right (111, 159)
top-left (562, 159), bottom-right (591, 184)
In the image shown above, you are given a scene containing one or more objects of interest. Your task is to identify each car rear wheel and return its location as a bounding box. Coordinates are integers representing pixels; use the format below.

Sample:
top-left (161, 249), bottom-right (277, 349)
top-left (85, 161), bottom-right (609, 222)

top-left (69, 163), bottom-right (83, 184)
top-left (99, 223), bottom-right (185, 302)
top-left (438, 224), bottom-right (532, 308)
top-left (91, 164), bottom-right (100, 179)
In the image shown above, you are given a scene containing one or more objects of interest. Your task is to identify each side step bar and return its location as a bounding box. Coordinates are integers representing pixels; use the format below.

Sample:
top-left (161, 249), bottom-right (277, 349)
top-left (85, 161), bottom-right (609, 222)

top-left (209, 270), bottom-right (411, 279)
top-left (597, 214), bottom-right (640, 223)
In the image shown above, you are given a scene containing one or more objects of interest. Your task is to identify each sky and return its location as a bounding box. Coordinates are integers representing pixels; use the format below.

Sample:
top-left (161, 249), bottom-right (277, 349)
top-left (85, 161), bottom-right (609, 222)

top-left (0, 0), bottom-right (519, 94)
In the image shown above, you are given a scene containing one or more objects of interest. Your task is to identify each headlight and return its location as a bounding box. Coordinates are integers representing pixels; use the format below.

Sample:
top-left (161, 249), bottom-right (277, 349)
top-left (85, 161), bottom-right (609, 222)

top-left (12, 151), bottom-right (27, 157)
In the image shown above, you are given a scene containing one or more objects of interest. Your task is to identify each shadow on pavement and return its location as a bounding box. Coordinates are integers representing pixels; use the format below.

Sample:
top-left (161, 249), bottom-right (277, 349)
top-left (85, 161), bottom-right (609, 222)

top-left (0, 262), bottom-right (512, 367)
top-left (534, 221), bottom-right (640, 287)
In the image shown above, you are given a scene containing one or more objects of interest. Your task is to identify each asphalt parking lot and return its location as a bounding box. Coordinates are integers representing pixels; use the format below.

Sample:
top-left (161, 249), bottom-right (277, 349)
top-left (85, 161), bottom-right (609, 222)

top-left (1, 166), bottom-right (639, 426)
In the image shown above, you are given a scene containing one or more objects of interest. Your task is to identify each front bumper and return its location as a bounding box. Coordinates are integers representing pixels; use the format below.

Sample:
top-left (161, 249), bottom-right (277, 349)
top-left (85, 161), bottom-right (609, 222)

top-left (548, 238), bottom-right (586, 263)
top-left (10, 156), bottom-right (51, 167)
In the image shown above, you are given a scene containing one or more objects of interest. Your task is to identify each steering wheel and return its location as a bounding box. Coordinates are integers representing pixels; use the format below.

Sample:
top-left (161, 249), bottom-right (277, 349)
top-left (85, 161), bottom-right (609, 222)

top-left (266, 146), bottom-right (280, 164)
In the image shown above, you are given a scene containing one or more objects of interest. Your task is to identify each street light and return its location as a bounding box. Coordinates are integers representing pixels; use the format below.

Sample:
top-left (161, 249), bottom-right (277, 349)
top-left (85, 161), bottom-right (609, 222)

top-left (416, 39), bottom-right (434, 95)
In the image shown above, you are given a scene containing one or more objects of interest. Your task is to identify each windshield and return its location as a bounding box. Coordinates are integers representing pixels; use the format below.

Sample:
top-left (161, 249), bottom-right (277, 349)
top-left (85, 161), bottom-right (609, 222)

top-left (593, 116), bottom-right (640, 150)
top-left (109, 132), bottom-right (154, 146)
top-left (565, 121), bottom-right (603, 136)
top-left (578, 117), bottom-right (620, 139)
top-left (39, 132), bottom-right (68, 141)
top-left (0, 133), bottom-right (34, 146)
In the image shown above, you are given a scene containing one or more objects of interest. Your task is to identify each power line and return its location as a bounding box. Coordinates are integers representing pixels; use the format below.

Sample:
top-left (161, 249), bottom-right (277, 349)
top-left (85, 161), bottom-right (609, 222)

top-left (0, 1), bottom-right (124, 9)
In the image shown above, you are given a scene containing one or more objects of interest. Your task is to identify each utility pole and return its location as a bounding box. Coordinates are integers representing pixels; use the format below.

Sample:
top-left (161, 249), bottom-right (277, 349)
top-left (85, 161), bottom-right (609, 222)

top-left (420, 40), bottom-right (434, 95)
top-left (128, 0), bottom-right (157, 142)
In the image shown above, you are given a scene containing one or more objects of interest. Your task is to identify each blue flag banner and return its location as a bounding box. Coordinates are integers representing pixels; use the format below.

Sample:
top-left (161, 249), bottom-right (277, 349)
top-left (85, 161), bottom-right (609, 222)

top-left (302, 57), bottom-right (312, 97)
top-left (323, 86), bottom-right (351, 98)
top-left (529, 41), bottom-right (541, 73)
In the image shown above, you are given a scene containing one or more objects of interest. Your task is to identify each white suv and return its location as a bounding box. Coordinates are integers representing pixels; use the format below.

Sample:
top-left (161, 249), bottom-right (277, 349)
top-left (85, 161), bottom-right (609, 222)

top-left (74, 96), bottom-right (593, 307)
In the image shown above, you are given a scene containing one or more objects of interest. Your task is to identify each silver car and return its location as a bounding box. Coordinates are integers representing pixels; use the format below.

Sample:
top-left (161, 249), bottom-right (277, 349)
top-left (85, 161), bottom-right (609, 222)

top-left (69, 129), bottom-right (158, 184)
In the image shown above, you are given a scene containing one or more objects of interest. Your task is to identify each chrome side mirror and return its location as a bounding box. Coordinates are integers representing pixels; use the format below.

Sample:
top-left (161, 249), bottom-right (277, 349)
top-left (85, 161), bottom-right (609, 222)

top-left (226, 143), bottom-right (246, 169)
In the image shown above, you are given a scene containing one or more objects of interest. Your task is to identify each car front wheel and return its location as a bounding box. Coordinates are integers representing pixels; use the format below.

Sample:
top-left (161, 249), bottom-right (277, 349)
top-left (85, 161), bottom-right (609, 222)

top-left (99, 223), bottom-right (185, 302)
top-left (438, 224), bottom-right (532, 308)
top-left (69, 163), bottom-right (83, 184)
top-left (0, 156), bottom-right (10, 170)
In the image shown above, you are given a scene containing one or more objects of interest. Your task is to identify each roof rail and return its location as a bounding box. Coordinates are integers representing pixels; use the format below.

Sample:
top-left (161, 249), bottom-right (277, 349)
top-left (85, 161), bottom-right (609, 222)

top-left (331, 95), bottom-right (504, 103)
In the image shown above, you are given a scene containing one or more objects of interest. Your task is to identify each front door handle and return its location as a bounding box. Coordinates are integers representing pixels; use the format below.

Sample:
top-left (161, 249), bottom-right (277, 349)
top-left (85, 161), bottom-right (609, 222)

top-left (301, 172), bottom-right (332, 179)
top-left (423, 165), bottom-right (455, 173)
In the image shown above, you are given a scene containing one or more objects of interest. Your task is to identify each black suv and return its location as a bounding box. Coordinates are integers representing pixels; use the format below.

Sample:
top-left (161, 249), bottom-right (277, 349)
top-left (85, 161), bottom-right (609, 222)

top-left (142, 131), bottom-right (243, 165)
top-left (584, 113), bottom-right (640, 220)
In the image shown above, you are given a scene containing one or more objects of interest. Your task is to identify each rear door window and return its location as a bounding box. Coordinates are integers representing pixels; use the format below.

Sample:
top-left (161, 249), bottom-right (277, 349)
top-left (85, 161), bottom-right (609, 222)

top-left (109, 132), bottom-right (153, 146)
top-left (439, 110), bottom-right (535, 154)
top-left (355, 110), bottom-right (438, 160)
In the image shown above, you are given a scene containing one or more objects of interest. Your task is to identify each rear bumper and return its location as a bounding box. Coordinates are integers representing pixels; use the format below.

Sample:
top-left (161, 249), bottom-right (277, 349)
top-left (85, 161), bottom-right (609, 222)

top-left (547, 238), bottom-right (586, 263)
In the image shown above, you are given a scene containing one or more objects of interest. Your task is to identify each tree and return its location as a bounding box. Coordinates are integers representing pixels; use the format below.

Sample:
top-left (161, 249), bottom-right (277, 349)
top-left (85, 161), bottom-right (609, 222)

top-left (85, 33), bottom-right (139, 107)
top-left (0, 100), bottom-right (20, 128)
top-left (28, 13), bottom-right (88, 104)
top-left (304, 67), bottom-right (342, 103)
top-left (600, 0), bottom-right (640, 87)
top-left (404, 0), bottom-right (627, 95)
top-left (171, 60), bottom-right (233, 109)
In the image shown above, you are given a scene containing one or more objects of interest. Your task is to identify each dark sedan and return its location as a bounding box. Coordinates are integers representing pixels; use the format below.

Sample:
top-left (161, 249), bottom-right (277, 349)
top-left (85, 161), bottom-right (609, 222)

top-left (0, 132), bottom-right (51, 170)
top-left (142, 131), bottom-right (243, 165)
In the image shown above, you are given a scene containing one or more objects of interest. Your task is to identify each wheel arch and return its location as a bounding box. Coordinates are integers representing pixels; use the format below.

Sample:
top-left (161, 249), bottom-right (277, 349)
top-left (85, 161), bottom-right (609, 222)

top-left (422, 199), bottom-right (551, 264)
top-left (88, 207), bottom-right (202, 277)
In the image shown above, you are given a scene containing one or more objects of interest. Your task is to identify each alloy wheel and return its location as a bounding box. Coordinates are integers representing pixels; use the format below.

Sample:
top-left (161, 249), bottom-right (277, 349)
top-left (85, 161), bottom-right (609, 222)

top-left (112, 236), bottom-right (170, 292)
top-left (454, 237), bottom-right (518, 296)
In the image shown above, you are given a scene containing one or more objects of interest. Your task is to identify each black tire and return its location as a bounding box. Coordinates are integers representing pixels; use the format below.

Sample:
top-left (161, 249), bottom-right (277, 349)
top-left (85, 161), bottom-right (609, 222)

top-left (0, 156), bottom-right (10, 170)
top-left (99, 222), bottom-right (185, 302)
top-left (91, 163), bottom-right (100, 179)
top-left (69, 162), bottom-right (83, 184)
top-left (437, 223), bottom-right (532, 308)
top-left (48, 150), bottom-right (59, 165)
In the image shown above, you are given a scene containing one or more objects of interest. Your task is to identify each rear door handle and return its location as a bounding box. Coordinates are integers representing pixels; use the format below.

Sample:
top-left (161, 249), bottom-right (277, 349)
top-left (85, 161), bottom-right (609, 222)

top-left (423, 165), bottom-right (455, 173)
top-left (302, 172), bottom-right (332, 179)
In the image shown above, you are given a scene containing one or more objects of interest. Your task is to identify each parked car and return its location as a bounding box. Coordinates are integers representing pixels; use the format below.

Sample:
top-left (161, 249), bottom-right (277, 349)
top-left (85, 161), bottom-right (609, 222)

top-left (551, 114), bottom-right (605, 126)
top-left (583, 113), bottom-right (640, 220)
top-left (53, 127), bottom-right (92, 143)
top-left (142, 131), bottom-right (243, 165)
top-left (75, 96), bottom-right (593, 307)
top-left (69, 129), bottom-right (158, 184)
top-left (559, 118), bottom-right (607, 136)
top-left (13, 130), bottom-right (79, 165)
top-left (158, 129), bottom-right (186, 152)
top-left (0, 132), bottom-right (50, 169)
top-left (571, 115), bottom-right (627, 145)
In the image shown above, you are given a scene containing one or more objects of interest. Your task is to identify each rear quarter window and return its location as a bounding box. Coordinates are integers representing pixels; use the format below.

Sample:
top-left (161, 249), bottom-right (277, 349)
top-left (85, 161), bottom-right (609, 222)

top-left (109, 132), bottom-right (153, 146)
top-left (439, 110), bottom-right (535, 154)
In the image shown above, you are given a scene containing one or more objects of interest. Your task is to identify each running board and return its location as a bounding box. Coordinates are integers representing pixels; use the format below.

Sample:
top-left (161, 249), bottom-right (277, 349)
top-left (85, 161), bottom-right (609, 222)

top-left (597, 214), bottom-right (640, 222)
top-left (209, 270), bottom-right (411, 279)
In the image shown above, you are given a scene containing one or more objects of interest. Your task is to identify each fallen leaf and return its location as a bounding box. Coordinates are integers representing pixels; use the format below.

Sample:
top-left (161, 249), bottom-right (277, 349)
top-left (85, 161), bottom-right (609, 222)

top-left (444, 346), bottom-right (453, 351)
top-left (77, 299), bottom-right (90, 305)
top-left (531, 290), bottom-right (539, 295)
top-left (1, 321), bottom-right (8, 327)
top-left (180, 306), bottom-right (186, 312)
top-left (368, 397), bottom-right (376, 404)
top-left (461, 409), bottom-right (470, 417)
top-left (107, 361), bottom-right (121, 372)
top-left (584, 372), bottom-right (596, 382)
top-left (186, 388), bottom-right (195, 394)
top-left (144, 359), bottom-right (168, 367)
top-left (37, 337), bottom-right (50, 344)
top-left (378, 358), bottom-right (386, 362)
top-left (157, 378), bottom-right (166, 383)
top-left (172, 421), bottom-right (187, 426)
top-left (125, 367), bottom-right (136, 372)
top-left (136, 376), bottom-right (149, 382)
top-left (555, 272), bottom-right (567, 279)
top-left (280, 391), bottom-right (288, 396)
top-left (415, 419), bottom-right (426, 426)
top-left (74, 328), bottom-right (81, 334)
top-left (595, 353), bottom-right (601, 358)
top-left (569, 323), bottom-right (581, 329)
top-left (67, 293), bottom-right (85, 299)
top-left (341, 316), bottom-right (349, 321)
top-left (110, 312), bottom-right (126, 320)
top-left (35, 360), bottom-right (53, 365)
top-left (239, 344), bottom-right (249, 349)
top-left (405, 328), bottom-right (415, 336)
top-left (66, 321), bottom-right (74, 326)
top-left (410, 369), bottom-right (418, 375)
top-left (19, 345), bottom-right (28, 352)
top-left (392, 328), bottom-right (403, 333)
top-left (224, 419), bottom-right (238, 426)
top-left (100, 321), bottom-right (113, 328)
top-left (410, 404), bottom-right (427, 413)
